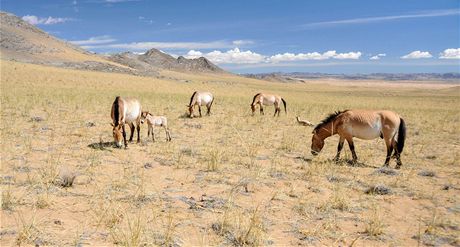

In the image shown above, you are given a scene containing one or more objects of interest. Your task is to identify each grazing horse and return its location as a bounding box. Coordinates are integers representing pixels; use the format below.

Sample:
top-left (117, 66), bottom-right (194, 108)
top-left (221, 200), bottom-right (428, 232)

top-left (111, 96), bottom-right (142, 148)
top-left (251, 93), bottom-right (287, 116)
top-left (311, 110), bottom-right (406, 169)
top-left (187, 91), bottom-right (214, 118)
top-left (140, 111), bottom-right (172, 142)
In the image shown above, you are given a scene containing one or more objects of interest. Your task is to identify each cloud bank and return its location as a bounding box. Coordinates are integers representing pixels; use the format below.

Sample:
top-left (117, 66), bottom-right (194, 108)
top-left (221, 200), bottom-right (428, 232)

top-left (22, 15), bottom-right (71, 25)
top-left (401, 51), bottom-right (433, 59)
top-left (439, 48), bottom-right (460, 59)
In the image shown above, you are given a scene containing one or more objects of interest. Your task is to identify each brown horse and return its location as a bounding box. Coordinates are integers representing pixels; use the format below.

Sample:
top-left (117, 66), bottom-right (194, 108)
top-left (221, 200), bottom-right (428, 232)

top-left (187, 91), bottom-right (214, 118)
top-left (251, 93), bottom-right (286, 116)
top-left (311, 110), bottom-right (406, 168)
top-left (111, 96), bottom-right (142, 148)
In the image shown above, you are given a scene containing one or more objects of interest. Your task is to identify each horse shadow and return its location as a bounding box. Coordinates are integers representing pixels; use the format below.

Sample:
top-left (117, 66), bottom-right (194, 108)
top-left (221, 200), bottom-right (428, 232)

top-left (336, 159), bottom-right (378, 168)
top-left (87, 141), bottom-right (114, 151)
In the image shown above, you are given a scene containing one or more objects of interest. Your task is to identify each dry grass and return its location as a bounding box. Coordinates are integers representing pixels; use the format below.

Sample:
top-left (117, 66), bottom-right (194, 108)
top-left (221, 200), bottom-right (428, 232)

top-left (1, 60), bottom-right (459, 246)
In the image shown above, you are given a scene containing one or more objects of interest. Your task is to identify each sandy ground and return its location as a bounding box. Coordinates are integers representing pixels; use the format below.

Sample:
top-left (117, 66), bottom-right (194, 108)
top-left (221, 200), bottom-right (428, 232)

top-left (1, 60), bottom-right (459, 246)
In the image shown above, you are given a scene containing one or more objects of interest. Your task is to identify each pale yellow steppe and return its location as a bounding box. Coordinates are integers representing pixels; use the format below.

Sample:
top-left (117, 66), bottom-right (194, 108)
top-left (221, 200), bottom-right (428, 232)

top-left (1, 60), bottom-right (459, 246)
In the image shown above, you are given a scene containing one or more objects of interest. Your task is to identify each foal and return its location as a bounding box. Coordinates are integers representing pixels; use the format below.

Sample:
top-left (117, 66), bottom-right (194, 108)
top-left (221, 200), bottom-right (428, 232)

top-left (140, 111), bottom-right (172, 142)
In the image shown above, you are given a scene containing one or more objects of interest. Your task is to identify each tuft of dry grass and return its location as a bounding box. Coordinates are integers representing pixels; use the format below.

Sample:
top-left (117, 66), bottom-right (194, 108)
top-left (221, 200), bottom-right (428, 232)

top-left (364, 203), bottom-right (385, 237)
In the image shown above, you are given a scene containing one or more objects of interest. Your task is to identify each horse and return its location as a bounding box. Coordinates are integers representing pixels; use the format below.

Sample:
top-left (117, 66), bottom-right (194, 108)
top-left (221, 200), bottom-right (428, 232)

top-left (250, 93), bottom-right (287, 116)
top-left (110, 96), bottom-right (142, 148)
top-left (187, 91), bottom-right (214, 118)
top-left (311, 110), bottom-right (406, 169)
top-left (140, 111), bottom-right (172, 142)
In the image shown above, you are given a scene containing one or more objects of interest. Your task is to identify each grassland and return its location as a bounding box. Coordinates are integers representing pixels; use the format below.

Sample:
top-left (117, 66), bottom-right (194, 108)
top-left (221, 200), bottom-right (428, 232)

top-left (1, 60), bottom-right (459, 246)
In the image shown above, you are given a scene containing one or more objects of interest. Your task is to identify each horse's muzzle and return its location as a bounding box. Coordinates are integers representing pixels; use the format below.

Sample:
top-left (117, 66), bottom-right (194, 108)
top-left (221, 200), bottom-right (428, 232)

top-left (311, 150), bottom-right (319, 156)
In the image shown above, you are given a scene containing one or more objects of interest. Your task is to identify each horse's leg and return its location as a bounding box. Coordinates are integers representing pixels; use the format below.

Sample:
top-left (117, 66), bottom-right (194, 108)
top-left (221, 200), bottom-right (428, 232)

top-left (136, 122), bottom-right (140, 143)
top-left (260, 105), bottom-right (264, 115)
top-left (383, 137), bottom-right (393, 167)
top-left (334, 137), bottom-right (345, 162)
top-left (152, 126), bottom-right (155, 142)
top-left (122, 124), bottom-right (128, 148)
top-left (393, 143), bottom-right (402, 169)
top-left (198, 105), bottom-right (202, 117)
top-left (346, 138), bottom-right (358, 163)
top-left (164, 127), bottom-right (171, 141)
top-left (277, 107), bottom-right (281, 117)
top-left (128, 123), bottom-right (135, 142)
top-left (147, 125), bottom-right (151, 137)
top-left (206, 103), bottom-right (211, 115)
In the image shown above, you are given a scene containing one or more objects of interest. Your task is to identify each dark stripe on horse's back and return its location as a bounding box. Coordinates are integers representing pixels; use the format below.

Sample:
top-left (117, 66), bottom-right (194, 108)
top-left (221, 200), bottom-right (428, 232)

top-left (314, 110), bottom-right (349, 131)
top-left (252, 93), bottom-right (261, 104)
top-left (113, 96), bottom-right (120, 125)
top-left (189, 91), bottom-right (197, 106)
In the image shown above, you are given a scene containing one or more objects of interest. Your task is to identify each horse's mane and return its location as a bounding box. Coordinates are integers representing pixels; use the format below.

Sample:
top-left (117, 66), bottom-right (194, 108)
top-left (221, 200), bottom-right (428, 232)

top-left (252, 93), bottom-right (261, 104)
top-left (313, 110), bottom-right (349, 131)
top-left (113, 96), bottom-right (121, 125)
top-left (189, 91), bottom-right (197, 106)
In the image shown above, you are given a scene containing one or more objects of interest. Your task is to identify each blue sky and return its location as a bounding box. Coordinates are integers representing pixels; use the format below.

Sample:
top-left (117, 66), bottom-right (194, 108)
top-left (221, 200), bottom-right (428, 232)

top-left (2, 0), bottom-right (460, 73)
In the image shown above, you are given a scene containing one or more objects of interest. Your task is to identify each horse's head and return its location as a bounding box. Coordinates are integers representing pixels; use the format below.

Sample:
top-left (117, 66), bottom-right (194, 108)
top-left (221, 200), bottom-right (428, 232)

top-left (250, 104), bottom-right (256, 115)
top-left (140, 111), bottom-right (149, 124)
top-left (311, 130), bottom-right (324, 156)
top-left (186, 105), bottom-right (194, 118)
top-left (111, 123), bottom-right (123, 148)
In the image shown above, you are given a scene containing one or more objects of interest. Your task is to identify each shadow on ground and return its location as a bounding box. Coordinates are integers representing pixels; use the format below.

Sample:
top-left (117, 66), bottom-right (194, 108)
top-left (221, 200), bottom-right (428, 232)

top-left (87, 141), bottom-right (114, 151)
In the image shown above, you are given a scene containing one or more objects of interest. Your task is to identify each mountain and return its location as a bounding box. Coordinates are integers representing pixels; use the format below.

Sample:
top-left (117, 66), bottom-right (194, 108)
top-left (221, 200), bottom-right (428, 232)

top-left (0, 11), bottom-right (227, 75)
top-left (0, 11), bottom-right (137, 74)
top-left (108, 48), bottom-right (225, 74)
top-left (245, 72), bottom-right (460, 83)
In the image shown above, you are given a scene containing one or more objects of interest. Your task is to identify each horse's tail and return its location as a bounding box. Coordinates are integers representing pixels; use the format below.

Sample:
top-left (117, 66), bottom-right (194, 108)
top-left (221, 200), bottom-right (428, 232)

top-left (209, 95), bottom-right (214, 108)
top-left (189, 91), bottom-right (197, 106)
top-left (281, 98), bottom-right (287, 114)
top-left (397, 117), bottom-right (406, 154)
top-left (251, 93), bottom-right (261, 106)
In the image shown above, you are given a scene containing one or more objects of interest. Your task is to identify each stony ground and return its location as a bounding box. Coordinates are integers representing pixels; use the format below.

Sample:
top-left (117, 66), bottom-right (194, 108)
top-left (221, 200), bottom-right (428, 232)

top-left (1, 61), bottom-right (459, 246)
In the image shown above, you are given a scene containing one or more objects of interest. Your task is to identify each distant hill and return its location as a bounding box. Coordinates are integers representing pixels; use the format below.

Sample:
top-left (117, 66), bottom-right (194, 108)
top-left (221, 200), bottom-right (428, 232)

top-left (245, 72), bottom-right (460, 83)
top-left (0, 11), bottom-right (136, 74)
top-left (0, 11), bottom-right (227, 76)
top-left (108, 49), bottom-right (225, 74)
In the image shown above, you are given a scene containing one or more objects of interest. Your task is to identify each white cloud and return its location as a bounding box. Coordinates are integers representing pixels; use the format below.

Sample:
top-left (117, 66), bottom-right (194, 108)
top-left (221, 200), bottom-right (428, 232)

top-left (300, 9), bottom-right (460, 29)
top-left (269, 50), bottom-right (361, 63)
top-left (439, 48), bottom-right (460, 59)
top-left (334, 51), bottom-right (362, 60)
top-left (185, 48), bottom-right (266, 64)
top-left (401, 51), bottom-right (433, 59)
top-left (70, 35), bottom-right (116, 45)
top-left (370, 53), bottom-right (386, 60)
top-left (232, 40), bottom-right (254, 46)
top-left (22, 15), bottom-right (70, 25)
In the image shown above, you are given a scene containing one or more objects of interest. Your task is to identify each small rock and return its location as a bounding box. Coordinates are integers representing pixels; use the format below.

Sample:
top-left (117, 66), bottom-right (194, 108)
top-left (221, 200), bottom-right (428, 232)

top-left (418, 170), bottom-right (436, 177)
top-left (30, 116), bottom-right (44, 122)
top-left (373, 167), bottom-right (398, 176)
top-left (365, 184), bottom-right (391, 195)
top-left (86, 121), bottom-right (96, 127)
